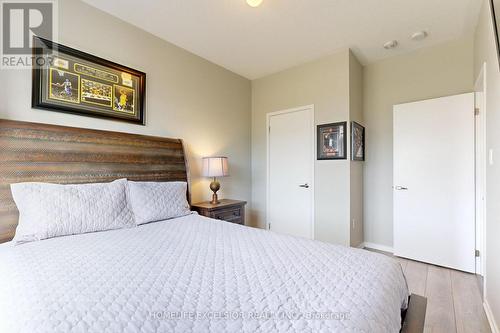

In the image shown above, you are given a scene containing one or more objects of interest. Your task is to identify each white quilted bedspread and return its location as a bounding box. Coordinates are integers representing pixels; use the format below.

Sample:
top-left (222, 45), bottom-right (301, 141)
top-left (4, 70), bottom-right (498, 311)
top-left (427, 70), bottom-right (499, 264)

top-left (0, 214), bottom-right (409, 333)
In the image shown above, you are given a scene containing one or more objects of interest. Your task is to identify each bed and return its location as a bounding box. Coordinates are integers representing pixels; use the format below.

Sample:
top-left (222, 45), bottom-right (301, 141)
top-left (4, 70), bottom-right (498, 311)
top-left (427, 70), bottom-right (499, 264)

top-left (0, 119), bottom-right (425, 333)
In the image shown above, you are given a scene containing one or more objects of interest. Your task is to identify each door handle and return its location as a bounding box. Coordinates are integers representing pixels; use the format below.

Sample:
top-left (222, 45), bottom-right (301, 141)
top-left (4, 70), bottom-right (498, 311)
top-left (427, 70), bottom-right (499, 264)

top-left (395, 186), bottom-right (408, 190)
top-left (299, 183), bottom-right (310, 188)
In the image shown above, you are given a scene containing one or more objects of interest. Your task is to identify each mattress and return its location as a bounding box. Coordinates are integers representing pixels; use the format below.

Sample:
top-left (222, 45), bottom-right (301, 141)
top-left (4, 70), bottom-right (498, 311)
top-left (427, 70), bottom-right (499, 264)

top-left (0, 214), bottom-right (409, 333)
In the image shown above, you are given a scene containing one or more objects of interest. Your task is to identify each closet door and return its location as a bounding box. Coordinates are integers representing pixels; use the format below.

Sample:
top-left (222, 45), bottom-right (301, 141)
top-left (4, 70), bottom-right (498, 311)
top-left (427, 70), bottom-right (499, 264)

top-left (267, 106), bottom-right (314, 239)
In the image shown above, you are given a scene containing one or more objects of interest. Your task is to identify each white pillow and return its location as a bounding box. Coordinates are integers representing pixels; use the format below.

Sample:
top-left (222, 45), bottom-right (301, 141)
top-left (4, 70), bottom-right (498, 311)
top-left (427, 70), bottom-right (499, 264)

top-left (127, 181), bottom-right (191, 225)
top-left (11, 179), bottom-right (135, 244)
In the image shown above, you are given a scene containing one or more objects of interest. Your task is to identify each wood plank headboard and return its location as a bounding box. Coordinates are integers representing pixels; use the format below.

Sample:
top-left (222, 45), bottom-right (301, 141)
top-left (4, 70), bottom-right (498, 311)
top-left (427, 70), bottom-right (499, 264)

top-left (0, 119), bottom-right (190, 243)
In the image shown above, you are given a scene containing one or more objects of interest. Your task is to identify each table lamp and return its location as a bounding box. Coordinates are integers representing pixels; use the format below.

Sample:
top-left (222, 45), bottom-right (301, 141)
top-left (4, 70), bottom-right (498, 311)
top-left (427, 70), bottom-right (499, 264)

top-left (202, 156), bottom-right (229, 204)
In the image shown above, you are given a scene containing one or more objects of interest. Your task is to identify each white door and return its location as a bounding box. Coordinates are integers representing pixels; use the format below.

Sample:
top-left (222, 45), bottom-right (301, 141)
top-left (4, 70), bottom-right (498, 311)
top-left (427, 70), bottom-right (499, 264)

top-left (393, 93), bottom-right (475, 273)
top-left (267, 106), bottom-right (314, 239)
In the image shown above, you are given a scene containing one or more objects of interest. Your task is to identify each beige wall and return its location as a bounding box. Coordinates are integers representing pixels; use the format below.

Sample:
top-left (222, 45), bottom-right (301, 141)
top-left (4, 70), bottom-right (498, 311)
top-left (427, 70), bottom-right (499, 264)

top-left (349, 51), bottom-right (364, 247)
top-left (251, 50), bottom-right (363, 246)
top-left (474, 0), bottom-right (500, 327)
top-left (0, 0), bottom-right (252, 210)
top-left (363, 37), bottom-right (474, 247)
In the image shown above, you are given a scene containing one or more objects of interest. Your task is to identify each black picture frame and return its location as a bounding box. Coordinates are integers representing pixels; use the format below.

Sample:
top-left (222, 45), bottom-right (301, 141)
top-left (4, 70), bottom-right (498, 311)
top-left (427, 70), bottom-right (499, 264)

top-left (32, 37), bottom-right (146, 125)
top-left (317, 122), bottom-right (347, 160)
top-left (491, 0), bottom-right (500, 69)
top-left (351, 121), bottom-right (365, 161)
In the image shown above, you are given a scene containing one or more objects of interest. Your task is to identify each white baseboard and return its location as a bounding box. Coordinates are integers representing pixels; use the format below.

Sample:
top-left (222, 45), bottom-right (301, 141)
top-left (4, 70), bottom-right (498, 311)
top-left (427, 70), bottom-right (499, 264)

top-left (484, 300), bottom-right (499, 333)
top-left (360, 242), bottom-right (394, 254)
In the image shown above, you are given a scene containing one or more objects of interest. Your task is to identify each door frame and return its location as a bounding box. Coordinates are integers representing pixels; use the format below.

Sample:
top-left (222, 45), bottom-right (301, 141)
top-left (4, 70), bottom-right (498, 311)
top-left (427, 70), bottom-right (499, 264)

top-left (474, 63), bottom-right (487, 284)
top-left (266, 105), bottom-right (315, 239)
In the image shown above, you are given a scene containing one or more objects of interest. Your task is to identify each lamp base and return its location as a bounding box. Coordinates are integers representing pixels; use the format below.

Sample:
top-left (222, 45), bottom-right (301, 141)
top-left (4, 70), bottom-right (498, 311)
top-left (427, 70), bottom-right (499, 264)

top-left (210, 193), bottom-right (220, 205)
top-left (209, 178), bottom-right (221, 205)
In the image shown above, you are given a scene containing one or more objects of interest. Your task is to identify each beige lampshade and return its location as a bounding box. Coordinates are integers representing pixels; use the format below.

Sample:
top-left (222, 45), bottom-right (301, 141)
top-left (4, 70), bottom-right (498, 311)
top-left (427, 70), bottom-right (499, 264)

top-left (202, 157), bottom-right (229, 178)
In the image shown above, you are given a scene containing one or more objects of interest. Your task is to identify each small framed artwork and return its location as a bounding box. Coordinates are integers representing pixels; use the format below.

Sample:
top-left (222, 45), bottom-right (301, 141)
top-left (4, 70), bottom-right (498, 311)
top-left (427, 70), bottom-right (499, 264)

top-left (317, 122), bottom-right (347, 160)
top-left (351, 121), bottom-right (365, 161)
top-left (32, 37), bottom-right (146, 125)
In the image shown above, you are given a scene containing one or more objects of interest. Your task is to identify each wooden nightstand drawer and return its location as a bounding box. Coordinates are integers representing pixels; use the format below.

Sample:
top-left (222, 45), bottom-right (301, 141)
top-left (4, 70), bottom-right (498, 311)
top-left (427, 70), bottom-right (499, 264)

top-left (191, 199), bottom-right (246, 225)
top-left (213, 207), bottom-right (241, 220)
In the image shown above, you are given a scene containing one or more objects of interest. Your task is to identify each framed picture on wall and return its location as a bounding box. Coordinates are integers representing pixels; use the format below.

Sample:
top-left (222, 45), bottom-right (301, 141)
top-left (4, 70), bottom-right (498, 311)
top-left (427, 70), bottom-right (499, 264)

top-left (491, 0), bottom-right (500, 69)
top-left (351, 121), bottom-right (365, 161)
top-left (317, 122), bottom-right (347, 160)
top-left (32, 37), bottom-right (146, 125)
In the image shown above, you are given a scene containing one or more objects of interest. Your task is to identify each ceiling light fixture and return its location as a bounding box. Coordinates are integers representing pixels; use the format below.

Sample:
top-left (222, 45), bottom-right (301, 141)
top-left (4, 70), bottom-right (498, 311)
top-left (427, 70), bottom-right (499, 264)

top-left (411, 31), bottom-right (428, 41)
top-left (246, 0), bottom-right (263, 7)
top-left (383, 40), bottom-right (398, 50)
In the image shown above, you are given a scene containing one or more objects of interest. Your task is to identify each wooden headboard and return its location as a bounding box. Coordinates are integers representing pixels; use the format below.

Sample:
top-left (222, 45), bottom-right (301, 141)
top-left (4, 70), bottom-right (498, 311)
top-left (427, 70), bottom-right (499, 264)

top-left (0, 119), bottom-right (190, 243)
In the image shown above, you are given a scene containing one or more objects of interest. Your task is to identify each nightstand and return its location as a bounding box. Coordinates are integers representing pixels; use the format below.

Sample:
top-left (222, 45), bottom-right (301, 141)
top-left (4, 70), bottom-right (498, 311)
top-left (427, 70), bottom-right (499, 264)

top-left (191, 199), bottom-right (247, 225)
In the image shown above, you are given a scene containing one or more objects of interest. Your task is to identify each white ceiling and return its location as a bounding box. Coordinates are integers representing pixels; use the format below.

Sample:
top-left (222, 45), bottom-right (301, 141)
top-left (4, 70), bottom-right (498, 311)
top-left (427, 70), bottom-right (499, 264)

top-left (81, 0), bottom-right (482, 79)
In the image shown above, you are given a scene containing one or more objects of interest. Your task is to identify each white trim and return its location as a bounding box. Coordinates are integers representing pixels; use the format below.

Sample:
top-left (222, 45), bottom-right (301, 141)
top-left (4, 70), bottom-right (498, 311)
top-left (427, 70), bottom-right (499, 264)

top-left (266, 105), bottom-right (315, 239)
top-left (484, 300), bottom-right (499, 333)
top-left (360, 242), bottom-right (394, 253)
top-left (474, 62), bottom-right (487, 279)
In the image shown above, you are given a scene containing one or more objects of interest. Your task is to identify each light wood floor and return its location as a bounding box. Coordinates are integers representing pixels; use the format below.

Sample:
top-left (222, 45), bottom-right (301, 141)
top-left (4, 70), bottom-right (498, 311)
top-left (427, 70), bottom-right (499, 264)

top-left (367, 249), bottom-right (491, 333)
